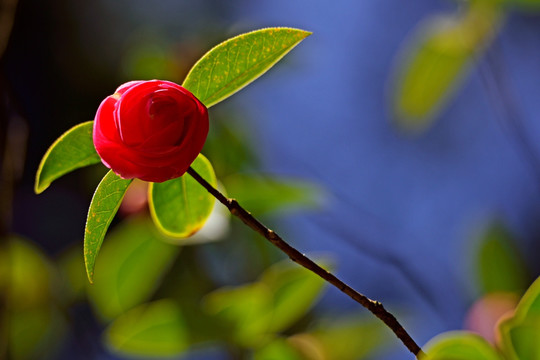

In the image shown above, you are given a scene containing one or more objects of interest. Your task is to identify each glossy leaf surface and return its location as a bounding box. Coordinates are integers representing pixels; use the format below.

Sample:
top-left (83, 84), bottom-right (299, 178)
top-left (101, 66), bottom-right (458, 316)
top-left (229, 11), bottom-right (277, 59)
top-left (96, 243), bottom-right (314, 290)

top-left (420, 331), bottom-right (502, 360)
top-left (149, 154), bottom-right (216, 238)
top-left (35, 121), bottom-right (101, 194)
top-left (183, 27), bottom-right (311, 108)
top-left (88, 218), bottom-right (180, 320)
top-left (105, 300), bottom-right (189, 357)
top-left (84, 171), bottom-right (132, 283)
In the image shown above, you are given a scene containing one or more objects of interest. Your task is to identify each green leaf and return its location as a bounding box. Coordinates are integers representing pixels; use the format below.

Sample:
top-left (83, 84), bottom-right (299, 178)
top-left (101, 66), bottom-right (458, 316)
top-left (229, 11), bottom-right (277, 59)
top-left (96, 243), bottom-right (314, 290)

top-left (477, 222), bottom-right (529, 295)
top-left (202, 283), bottom-right (274, 347)
top-left (259, 259), bottom-right (328, 333)
top-left (87, 217), bottom-right (180, 321)
top-left (254, 338), bottom-right (304, 360)
top-left (502, 0), bottom-right (540, 11)
top-left (202, 258), bottom-right (328, 347)
top-left (498, 276), bottom-right (540, 359)
top-left (506, 317), bottom-right (540, 360)
top-left (84, 170), bottom-right (132, 283)
top-left (183, 27), bottom-right (311, 108)
top-left (149, 154), bottom-right (216, 238)
top-left (1, 237), bottom-right (66, 359)
top-left (35, 121), bottom-right (101, 194)
top-left (305, 316), bottom-right (388, 360)
top-left (513, 276), bottom-right (540, 319)
top-left (392, 3), bottom-right (501, 131)
top-left (222, 174), bottom-right (323, 215)
top-left (420, 331), bottom-right (502, 360)
top-left (104, 299), bottom-right (190, 357)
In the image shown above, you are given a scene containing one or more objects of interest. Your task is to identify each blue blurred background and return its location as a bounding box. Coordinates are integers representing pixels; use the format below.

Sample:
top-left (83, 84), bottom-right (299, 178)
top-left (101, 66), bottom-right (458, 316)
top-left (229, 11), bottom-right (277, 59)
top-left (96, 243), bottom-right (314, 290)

top-left (2, 0), bottom-right (540, 359)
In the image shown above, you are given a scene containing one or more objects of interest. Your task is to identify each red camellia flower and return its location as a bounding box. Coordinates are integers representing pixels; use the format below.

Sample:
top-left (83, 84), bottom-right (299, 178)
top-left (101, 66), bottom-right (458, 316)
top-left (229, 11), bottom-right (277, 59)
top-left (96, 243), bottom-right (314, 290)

top-left (93, 80), bottom-right (209, 182)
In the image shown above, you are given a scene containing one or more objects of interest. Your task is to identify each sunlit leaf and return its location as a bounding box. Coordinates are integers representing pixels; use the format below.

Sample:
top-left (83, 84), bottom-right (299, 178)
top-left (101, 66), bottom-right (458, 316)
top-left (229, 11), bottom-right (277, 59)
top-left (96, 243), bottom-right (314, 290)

top-left (149, 154), bottom-right (216, 239)
top-left (84, 170), bottom-right (132, 283)
top-left (183, 27), bottom-right (311, 108)
top-left (254, 338), bottom-right (304, 360)
top-left (420, 331), bottom-right (502, 360)
top-left (259, 259), bottom-right (328, 333)
top-left (392, 3), bottom-right (501, 131)
top-left (87, 217), bottom-right (180, 321)
top-left (35, 121), bottom-right (101, 194)
top-left (222, 174), bottom-right (323, 215)
top-left (202, 283), bottom-right (274, 347)
top-left (477, 222), bottom-right (529, 295)
top-left (104, 300), bottom-right (190, 357)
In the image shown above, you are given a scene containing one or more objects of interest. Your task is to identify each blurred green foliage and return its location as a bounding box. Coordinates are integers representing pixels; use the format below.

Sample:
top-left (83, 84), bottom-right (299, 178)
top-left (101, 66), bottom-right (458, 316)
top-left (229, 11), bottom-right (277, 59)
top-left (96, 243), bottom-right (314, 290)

top-left (392, 0), bottom-right (502, 131)
top-left (0, 237), bottom-right (66, 360)
top-left (391, 0), bottom-right (540, 132)
top-left (476, 222), bottom-right (529, 295)
top-left (421, 221), bottom-right (538, 359)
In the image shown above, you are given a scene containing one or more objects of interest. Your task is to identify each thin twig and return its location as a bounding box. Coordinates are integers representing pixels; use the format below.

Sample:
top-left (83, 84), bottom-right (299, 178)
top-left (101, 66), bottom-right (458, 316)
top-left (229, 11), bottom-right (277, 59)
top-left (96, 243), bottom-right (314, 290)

top-left (187, 167), bottom-right (425, 359)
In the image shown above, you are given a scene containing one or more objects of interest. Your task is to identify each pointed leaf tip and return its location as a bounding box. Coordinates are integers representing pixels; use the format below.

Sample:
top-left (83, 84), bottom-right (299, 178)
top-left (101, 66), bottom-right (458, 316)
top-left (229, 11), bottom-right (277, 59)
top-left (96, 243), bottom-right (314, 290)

top-left (183, 27), bottom-right (311, 108)
top-left (84, 171), bottom-right (132, 283)
top-left (35, 121), bottom-right (101, 194)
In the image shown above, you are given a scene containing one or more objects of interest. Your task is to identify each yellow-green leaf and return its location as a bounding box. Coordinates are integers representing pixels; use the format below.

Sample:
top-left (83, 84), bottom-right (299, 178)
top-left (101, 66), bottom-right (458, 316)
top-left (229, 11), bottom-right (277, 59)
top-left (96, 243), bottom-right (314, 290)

top-left (148, 154), bottom-right (216, 238)
top-left (183, 27), bottom-right (311, 108)
top-left (202, 283), bottom-right (274, 347)
top-left (392, 3), bottom-right (502, 131)
top-left (88, 218), bottom-right (180, 321)
top-left (104, 300), bottom-right (190, 357)
top-left (84, 171), bottom-right (132, 283)
top-left (222, 174), bottom-right (323, 215)
top-left (35, 121), bottom-right (101, 194)
top-left (420, 331), bottom-right (502, 360)
top-left (498, 276), bottom-right (540, 359)
top-left (260, 259), bottom-right (328, 333)
top-left (254, 338), bottom-right (303, 360)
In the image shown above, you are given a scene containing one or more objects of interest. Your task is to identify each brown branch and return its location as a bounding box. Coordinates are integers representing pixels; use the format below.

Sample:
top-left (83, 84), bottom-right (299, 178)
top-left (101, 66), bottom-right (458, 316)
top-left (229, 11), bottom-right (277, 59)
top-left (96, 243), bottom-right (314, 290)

top-left (187, 167), bottom-right (425, 359)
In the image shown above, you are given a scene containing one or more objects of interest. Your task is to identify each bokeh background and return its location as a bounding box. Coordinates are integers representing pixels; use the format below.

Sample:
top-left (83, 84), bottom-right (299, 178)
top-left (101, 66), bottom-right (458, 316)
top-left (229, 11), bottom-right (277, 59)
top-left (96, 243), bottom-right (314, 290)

top-left (1, 0), bottom-right (540, 359)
